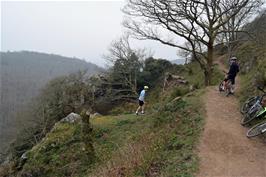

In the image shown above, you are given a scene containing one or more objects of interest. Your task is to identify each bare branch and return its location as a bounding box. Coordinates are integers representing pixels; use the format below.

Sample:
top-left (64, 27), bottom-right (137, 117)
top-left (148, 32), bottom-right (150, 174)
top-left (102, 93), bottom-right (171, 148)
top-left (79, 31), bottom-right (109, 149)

top-left (123, 0), bottom-right (263, 85)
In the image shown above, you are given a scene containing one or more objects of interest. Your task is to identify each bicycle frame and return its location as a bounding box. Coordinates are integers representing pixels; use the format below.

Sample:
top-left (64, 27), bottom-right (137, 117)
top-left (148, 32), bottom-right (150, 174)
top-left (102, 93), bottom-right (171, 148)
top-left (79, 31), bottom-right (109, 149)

top-left (242, 93), bottom-right (266, 125)
top-left (262, 124), bottom-right (266, 133)
top-left (256, 106), bottom-right (266, 118)
top-left (247, 100), bottom-right (262, 115)
top-left (249, 100), bottom-right (266, 119)
top-left (225, 80), bottom-right (232, 91)
top-left (244, 87), bottom-right (266, 113)
top-left (218, 79), bottom-right (232, 96)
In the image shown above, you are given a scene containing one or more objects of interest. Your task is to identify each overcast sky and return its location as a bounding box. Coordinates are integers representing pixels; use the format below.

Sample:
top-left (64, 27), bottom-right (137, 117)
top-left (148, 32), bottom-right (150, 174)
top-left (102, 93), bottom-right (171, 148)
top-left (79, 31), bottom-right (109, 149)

top-left (1, 1), bottom-right (182, 67)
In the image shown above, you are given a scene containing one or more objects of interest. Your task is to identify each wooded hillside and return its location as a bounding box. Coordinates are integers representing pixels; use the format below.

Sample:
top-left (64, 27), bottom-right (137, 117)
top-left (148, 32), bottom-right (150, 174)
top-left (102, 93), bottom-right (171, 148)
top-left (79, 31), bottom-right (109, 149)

top-left (0, 51), bottom-right (102, 154)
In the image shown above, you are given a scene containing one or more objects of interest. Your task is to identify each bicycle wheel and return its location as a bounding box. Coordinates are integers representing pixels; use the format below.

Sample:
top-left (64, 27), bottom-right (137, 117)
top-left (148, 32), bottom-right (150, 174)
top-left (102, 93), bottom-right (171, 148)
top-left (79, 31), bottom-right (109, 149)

top-left (241, 113), bottom-right (256, 126)
top-left (241, 103), bottom-right (262, 126)
top-left (240, 96), bottom-right (258, 114)
top-left (247, 121), bottom-right (266, 138)
top-left (218, 81), bottom-right (224, 92)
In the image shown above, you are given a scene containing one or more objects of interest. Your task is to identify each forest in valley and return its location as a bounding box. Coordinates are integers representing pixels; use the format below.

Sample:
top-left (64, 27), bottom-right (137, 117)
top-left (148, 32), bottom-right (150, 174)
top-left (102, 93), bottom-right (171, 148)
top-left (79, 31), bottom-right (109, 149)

top-left (0, 51), bottom-right (102, 155)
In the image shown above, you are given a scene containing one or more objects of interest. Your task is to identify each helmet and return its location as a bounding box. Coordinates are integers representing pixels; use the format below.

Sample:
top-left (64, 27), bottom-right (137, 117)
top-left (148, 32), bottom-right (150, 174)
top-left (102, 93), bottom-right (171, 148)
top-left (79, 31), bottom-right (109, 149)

top-left (144, 86), bottom-right (149, 90)
top-left (230, 56), bottom-right (237, 60)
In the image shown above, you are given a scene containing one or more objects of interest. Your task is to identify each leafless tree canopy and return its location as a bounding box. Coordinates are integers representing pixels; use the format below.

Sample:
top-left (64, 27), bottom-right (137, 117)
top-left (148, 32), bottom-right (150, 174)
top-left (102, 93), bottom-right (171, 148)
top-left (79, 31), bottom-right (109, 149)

top-left (219, 0), bottom-right (263, 56)
top-left (123, 0), bottom-right (263, 85)
top-left (104, 35), bottom-right (134, 64)
top-left (103, 35), bottom-right (149, 97)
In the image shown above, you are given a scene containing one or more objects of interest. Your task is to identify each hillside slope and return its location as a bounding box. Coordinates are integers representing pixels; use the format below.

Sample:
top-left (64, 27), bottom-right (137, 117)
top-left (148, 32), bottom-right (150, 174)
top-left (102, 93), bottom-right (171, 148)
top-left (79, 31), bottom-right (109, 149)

top-left (0, 51), bottom-right (102, 153)
top-left (0, 60), bottom-right (210, 177)
top-left (14, 91), bottom-right (204, 177)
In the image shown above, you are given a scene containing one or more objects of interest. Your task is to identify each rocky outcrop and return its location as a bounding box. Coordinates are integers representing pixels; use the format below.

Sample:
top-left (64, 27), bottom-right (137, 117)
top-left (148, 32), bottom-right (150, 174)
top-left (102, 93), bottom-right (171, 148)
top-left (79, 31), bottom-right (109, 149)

top-left (60, 112), bottom-right (81, 123)
top-left (163, 73), bottom-right (188, 91)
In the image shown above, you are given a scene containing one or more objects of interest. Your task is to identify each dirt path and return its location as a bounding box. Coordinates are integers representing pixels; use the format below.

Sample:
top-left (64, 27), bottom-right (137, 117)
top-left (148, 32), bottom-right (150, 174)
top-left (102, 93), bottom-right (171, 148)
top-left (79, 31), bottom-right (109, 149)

top-left (197, 60), bottom-right (266, 177)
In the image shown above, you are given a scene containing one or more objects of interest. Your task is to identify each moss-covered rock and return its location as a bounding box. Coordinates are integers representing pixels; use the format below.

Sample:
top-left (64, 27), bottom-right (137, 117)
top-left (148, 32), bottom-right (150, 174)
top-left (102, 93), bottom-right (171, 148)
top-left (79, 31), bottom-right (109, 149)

top-left (17, 121), bottom-right (92, 177)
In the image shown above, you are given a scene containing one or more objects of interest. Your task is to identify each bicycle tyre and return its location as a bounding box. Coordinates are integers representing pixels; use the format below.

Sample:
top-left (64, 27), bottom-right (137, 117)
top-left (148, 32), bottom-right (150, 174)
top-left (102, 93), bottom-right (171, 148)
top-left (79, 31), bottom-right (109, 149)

top-left (241, 106), bottom-right (262, 126)
top-left (241, 113), bottom-right (256, 126)
top-left (240, 96), bottom-right (258, 114)
top-left (218, 81), bottom-right (224, 92)
top-left (247, 121), bottom-right (266, 138)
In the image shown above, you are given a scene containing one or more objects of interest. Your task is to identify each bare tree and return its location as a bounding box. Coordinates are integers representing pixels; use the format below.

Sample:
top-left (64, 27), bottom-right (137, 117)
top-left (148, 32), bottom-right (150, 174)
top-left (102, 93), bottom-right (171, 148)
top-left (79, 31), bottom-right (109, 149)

top-left (219, 0), bottom-right (263, 57)
top-left (104, 34), bottom-right (134, 65)
top-left (123, 0), bottom-right (263, 85)
top-left (249, 9), bottom-right (266, 46)
top-left (104, 35), bottom-right (149, 93)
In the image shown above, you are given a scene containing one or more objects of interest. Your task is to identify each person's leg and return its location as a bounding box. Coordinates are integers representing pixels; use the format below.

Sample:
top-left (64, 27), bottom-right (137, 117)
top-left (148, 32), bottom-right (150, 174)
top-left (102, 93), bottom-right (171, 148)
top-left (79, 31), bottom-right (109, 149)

top-left (136, 100), bottom-right (144, 115)
top-left (136, 106), bottom-right (141, 114)
top-left (231, 85), bottom-right (235, 93)
top-left (230, 77), bottom-right (236, 93)
top-left (222, 78), bottom-right (227, 90)
top-left (141, 104), bottom-right (145, 114)
top-left (224, 78), bottom-right (229, 91)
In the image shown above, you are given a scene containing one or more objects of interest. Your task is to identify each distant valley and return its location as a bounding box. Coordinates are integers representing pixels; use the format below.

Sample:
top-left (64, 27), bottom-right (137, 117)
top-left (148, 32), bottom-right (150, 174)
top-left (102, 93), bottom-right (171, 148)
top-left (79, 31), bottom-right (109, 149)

top-left (0, 51), bottom-right (102, 154)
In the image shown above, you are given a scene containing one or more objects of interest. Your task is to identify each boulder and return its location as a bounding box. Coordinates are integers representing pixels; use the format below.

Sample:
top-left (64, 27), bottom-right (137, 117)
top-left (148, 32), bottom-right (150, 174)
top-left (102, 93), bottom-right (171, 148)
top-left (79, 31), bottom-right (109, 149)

top-left (91, 112), bottom-right (102, 118)
top-left (60, 113), bottom-right (81, 123)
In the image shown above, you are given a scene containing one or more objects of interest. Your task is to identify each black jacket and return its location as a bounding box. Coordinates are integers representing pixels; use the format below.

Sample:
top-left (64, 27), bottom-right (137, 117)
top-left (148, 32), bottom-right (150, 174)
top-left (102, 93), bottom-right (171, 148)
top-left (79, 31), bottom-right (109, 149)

top-left (228, 62), bottom-right (239, 76)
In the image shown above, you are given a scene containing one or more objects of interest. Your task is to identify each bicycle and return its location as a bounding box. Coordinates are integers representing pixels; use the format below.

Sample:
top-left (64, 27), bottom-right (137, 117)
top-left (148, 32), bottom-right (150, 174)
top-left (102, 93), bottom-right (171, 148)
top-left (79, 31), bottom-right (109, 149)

top-left (246, 120), bottom-right (266, 138)
top-left (218, 77), bottom-right (233, 97)
top-left (240, 87), bottom-right (266, 114)
top-left (241, 87), bottom-right (266, 126)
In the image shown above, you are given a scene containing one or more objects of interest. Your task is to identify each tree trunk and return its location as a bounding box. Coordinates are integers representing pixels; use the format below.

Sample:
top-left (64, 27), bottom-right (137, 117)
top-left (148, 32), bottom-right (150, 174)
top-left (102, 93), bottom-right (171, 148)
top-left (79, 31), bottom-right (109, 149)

top-left (205, 41), bottom-right (214, 86)
top-left (204, 69), bottom-right (212, 86)
top-left (134, 70), bottom-right (137, 92)
top-left (228, 43), bottom-right (233, 58)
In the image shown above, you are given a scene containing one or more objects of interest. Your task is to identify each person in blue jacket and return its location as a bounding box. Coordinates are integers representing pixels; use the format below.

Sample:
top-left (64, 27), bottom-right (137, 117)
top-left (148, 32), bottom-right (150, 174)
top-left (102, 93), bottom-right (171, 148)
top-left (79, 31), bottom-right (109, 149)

top-left (136, 86), bottom-right (149, 115)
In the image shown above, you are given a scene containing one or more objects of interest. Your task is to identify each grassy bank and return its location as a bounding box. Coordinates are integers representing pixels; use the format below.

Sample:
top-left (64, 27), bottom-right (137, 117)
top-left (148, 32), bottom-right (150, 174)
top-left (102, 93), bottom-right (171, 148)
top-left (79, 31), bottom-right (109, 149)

top-left (15, 86), bottom-right (205, 177)
top-left (4, 60), bottom-right (210, 177)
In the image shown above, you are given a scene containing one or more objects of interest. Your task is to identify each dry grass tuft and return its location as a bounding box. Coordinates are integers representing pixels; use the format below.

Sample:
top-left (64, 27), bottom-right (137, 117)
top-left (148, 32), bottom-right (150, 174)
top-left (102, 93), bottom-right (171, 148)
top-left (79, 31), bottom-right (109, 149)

top-left (90, 131), bottom-right (160, 177)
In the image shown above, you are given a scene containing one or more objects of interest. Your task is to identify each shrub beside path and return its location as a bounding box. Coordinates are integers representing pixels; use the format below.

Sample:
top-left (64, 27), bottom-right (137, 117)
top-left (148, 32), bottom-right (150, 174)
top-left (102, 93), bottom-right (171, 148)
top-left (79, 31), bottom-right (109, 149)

top-left (197, 58), bottom-right (266, 177)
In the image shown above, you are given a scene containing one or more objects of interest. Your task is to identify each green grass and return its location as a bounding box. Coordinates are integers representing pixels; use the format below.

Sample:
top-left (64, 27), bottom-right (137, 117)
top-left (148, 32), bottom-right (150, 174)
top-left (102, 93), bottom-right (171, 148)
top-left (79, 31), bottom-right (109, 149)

top-left (17, 61), bottom-right (207, 177)
top-left (18, 87), bottom-right (205, 177)
top-left (20, 123), bottom-right (89, 177)
top-left (89, 89), bottom-right (205, 177)
top-left (135, 90), bottom-right (205, 177)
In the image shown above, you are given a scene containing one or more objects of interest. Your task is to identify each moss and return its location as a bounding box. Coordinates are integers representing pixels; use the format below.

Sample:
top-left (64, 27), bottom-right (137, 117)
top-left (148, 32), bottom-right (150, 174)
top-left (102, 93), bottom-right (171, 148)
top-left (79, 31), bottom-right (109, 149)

top-left (20, 123), bottom-right (91, 177)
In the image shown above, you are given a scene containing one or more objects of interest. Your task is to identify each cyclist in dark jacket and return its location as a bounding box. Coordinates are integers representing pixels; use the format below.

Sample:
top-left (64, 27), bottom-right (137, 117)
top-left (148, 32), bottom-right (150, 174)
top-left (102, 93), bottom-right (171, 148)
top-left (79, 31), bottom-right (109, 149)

top-left (227, 57), bottom-right (239, 93)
